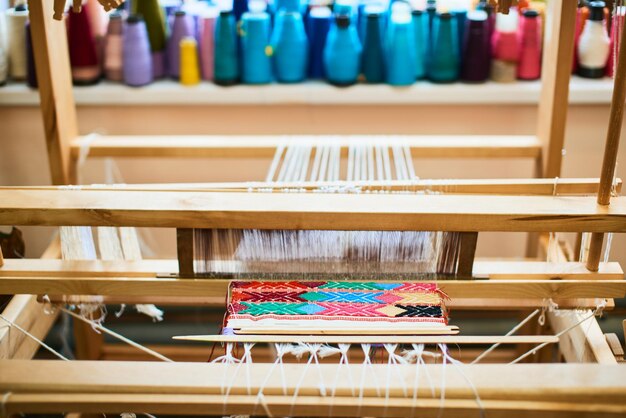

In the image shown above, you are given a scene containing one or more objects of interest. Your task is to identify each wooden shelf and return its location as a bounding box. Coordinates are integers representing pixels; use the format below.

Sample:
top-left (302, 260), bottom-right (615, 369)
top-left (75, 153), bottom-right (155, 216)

top-left (0, 77), bottom-right (614, 106)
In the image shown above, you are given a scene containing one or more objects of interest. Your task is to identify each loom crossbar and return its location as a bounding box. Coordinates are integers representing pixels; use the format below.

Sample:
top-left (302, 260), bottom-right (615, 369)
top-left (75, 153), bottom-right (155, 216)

top-left (1, 190), bottom-right (626, 232)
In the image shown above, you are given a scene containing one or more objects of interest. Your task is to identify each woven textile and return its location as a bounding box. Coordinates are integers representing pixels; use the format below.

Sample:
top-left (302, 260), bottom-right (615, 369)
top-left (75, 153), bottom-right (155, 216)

top-left (225, 281), bottom-right (449, 329)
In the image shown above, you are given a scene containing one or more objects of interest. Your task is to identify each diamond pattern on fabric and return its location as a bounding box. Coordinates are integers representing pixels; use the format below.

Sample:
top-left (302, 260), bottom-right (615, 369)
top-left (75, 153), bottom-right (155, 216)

top-left (375, 304), bottom-right (406, 317)
top-left (226, 281), bottom-right (449, 328)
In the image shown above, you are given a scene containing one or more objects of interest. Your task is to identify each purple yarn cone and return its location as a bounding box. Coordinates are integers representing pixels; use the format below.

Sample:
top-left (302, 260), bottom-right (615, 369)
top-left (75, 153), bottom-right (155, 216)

top-left (461, 11), bottom-right (490, 82)
top-left (123, 15), bottom-right (153, 87)
top-left (167, 10), bottom-right (195, 79)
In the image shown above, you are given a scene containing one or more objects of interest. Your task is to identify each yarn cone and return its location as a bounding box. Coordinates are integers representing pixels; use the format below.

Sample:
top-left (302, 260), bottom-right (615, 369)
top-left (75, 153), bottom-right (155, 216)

top-left (180, 36), bottom-right (200, 86)
top-left (123, 15), bottom-right (153, 87)
top-left (67, 1), bottom-right (101, 85)
top-left (132, 0), bottom-right (168, 78)
top-left (104, 12), bottom-right (123, 81)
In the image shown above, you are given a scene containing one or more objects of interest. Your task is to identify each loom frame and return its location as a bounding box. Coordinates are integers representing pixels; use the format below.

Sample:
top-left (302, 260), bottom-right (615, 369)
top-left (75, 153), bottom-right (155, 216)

top-left (0, 0), bottom-right (625, 416)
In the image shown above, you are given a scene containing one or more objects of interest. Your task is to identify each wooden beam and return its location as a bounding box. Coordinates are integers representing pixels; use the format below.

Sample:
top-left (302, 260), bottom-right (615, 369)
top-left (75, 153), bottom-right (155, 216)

top-left (548, 311), bottom-right (617, 364)
top-left (3, 178), bottom-right (620, 196)
top-left (0, 277), bottom-right (623, 299)
top-left (2, 259), bottom-right (623, 281)
top-left (0, 236), bottom-right (61, 360)
top-left (68, 135), bottom-right (543, 160)
top-left (5, 393), bottom-right (626, 417)
top-left (1, 361), bottom-right (626, 409)
top-left (2, 190), bottom-right (626, 233)
top-left (28, 0), bottom-right (79, 185)
top-left (537, 0), bottom-right (577, 177)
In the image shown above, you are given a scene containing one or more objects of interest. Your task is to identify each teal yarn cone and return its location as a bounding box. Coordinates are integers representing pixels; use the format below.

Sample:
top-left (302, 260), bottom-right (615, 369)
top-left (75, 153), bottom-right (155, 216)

top-left (385, 2), bottom-right (416, 86)
top-left (428, 11), bottom-right (459, 83)
top-left (270, 10), bottom-right (308, 82)
top-left (412, 9), bottom-right (428, 80)
top-left (361, 5), bottom-right (386, 83)
top-left (240, 1), bottom-right (272, 84)
top-left (214, 10), bottom-right (239, 85)
top-left (324, 14), bottom-right (362, 86)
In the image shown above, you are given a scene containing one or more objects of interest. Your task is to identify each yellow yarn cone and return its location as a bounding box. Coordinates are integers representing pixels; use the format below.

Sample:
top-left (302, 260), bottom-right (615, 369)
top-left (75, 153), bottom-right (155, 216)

top-left (180, 36), bottom-right (200, 86)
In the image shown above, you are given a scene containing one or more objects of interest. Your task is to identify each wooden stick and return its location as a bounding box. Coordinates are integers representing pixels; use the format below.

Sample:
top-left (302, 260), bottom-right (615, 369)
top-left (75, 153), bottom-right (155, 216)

top-left (34, 294), bottom-right (615, 311)
top-left (0, 245), bottom-right (4, 268)
top-left (173, 334), bottom-right (559, 345)
top-left (586, 16), bottom-right (626, 272)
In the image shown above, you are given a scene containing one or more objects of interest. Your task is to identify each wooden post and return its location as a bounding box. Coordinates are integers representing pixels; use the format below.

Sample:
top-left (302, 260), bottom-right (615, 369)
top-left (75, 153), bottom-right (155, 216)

top-left (536, 0), bottom-right (577, 178)
top-left (586, 20), bottom-right (626, 272)
top-left (0, 245), bottom-right (4, 267)
top-left (456, 232), bottom-right (478, 277)
top-left (177, 228), bottom-right (195, 277)
top-left (28, 0), bottom-right (79, 185)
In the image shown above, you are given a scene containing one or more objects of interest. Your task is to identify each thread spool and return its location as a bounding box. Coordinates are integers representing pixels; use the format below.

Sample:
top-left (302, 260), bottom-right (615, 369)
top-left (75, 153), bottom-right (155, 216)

top-left (214, 9), bottom-right (239, 85)
top-left (517, 9), bottom-right (541, 81)
top-left (240, 0), bottom-right (272, 84)
top-left (362, 5), bottom-right (385, 83)
top-left (104, 12), bottom-right (123, 81)
top-left (198, 8), bottom-right (218, 81)
top-left (270, 8), bottom-right (308, 82)
top-left (307, 6), bottom-right (331, 79)
top-left (25, 19), bottom-right (36, 88)
top-left (6, 3), bottom-right (28, 80)
top-left (123, 14), bottom-right (153, 87)
top-left (168, 10), bottom-right (195, 79)
top-left (68, 1), bottom-right (101, 85)
top-left (429, 11), bottom-right (459, 83)
top-left (412, 8), bottom-right (428, 80)
top-left (133, 0), bottom-right (168, 79)
top-left (490, 6), bottom-right (518, 83)
top-left (461, 10), bottom-right (490, 83)
top-left (86, 0), bottom-right (108, 38)
top-left (180, 36), bottom-right (200, 86)
top-left (324, 13), bottom-right (362, 86)
top-left (578, 1), bottom-right (610, 79)
top-left (386, 2), bottom-right (415, 86)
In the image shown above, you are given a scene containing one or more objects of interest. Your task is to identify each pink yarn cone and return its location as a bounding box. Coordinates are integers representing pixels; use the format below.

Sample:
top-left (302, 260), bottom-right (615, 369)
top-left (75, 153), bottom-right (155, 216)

top-left (198, 9), bottom-right (218, 81)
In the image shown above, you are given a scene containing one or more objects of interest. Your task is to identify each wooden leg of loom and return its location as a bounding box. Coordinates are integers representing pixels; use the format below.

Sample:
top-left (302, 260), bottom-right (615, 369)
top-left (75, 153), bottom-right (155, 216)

top-left (73, 322), bottom-right (103, 361)
top-left (457, 232), bottom-right (478, 277)
top-left (177, 228), bottom-right (194, 277)
top-left (0, 237), bottom-right (61, 360)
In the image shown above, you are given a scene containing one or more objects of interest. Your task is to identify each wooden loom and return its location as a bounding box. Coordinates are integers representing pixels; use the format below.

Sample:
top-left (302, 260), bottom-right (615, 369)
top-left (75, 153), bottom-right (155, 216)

top-left (1, 0), bottom-right (626, 416)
